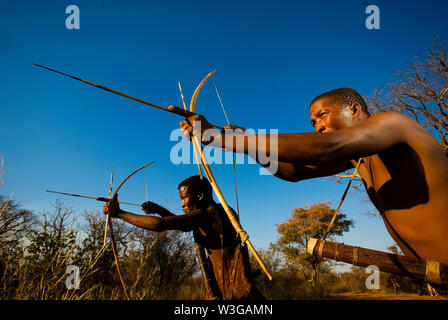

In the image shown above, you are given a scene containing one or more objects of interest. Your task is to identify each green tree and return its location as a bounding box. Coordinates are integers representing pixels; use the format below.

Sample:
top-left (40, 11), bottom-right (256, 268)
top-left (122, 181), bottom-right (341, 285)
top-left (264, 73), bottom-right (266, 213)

top-left (271, 201), bottom-right (353, 292)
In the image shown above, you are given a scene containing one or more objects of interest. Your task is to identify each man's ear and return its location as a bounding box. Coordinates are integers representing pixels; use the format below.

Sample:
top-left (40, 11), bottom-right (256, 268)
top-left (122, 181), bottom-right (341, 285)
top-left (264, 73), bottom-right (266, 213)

top-left (198, 192), bottom-right (205, 201)
top-left (349, 102), bottom-right (362, 119)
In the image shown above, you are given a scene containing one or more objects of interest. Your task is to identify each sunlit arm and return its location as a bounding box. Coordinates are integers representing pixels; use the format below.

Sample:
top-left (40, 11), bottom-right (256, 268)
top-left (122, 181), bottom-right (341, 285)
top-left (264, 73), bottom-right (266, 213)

top-left (262, 159), bottom-right (354, 182)
top-left (208, 112), bottom-right (408, 164)
top-left (117, 210), bottom-right (206, 232)
top-left (204, 113), bottom-right (409, 181)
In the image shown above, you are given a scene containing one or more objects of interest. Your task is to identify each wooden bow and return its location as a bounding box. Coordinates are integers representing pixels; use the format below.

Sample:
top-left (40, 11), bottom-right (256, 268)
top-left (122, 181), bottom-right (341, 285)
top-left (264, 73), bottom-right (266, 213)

top-left (35, 63), bottom-right (272, 282)
top-left (187, 71), bottom-right (272, 280)
top-left (106, 161), bottom-right (155, 299)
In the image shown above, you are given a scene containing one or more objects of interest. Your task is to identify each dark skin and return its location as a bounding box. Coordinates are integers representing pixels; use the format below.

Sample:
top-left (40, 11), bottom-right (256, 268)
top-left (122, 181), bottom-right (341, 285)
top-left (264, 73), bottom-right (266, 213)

top-left (104, 184), bottom-right (260, 300)
top-left (178, 97), bottom-right (448, 264)
top-left (104, 186), bottom-right (223, 248)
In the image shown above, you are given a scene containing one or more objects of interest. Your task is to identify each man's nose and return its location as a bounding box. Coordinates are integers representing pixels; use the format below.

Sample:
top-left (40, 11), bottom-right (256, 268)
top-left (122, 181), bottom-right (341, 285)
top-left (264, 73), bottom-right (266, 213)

top-left (316, 125), bottom-right (326, 133)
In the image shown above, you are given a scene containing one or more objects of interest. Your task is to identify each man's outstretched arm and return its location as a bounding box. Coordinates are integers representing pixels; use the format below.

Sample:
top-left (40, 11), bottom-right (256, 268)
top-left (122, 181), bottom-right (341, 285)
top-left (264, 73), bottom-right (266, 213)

top-left (269, 112), bottom-right (409, 163)
top-left (264, 159), bottom-right (354, 182)
top-left (180, 112), bottom-right (410, 178)
top-left (115, 210), bottom-right (205, 232)
top-left (103, 196), bottom-right (208, 232)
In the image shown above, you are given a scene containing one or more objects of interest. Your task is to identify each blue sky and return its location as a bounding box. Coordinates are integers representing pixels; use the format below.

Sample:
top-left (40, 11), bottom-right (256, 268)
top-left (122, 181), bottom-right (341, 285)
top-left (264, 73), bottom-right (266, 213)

top-left (1, 0), bottom-right (447, 255)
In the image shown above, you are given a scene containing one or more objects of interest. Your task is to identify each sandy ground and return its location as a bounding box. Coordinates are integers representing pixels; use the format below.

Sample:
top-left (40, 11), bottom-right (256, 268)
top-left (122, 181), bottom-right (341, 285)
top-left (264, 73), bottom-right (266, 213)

top-left (329, 292), bottom-right (448, 300)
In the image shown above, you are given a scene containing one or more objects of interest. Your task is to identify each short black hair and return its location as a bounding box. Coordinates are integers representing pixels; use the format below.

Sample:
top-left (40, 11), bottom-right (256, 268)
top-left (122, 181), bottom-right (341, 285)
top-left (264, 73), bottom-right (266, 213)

top-left (178, 175), bottom-right (213, 200)
top-left (310, 88), bottom-right (370, 116)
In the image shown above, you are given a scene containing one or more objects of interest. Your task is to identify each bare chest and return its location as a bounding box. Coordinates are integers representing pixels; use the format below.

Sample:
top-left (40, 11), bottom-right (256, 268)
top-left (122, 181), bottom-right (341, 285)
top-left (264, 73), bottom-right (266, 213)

top-left (355, 148), bottom-right (431, 213)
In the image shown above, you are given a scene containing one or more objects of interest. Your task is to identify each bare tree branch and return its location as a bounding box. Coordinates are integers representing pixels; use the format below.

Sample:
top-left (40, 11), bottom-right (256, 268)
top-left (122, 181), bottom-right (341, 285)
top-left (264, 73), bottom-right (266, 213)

top-left (366, 38), bottom-right (448, 154)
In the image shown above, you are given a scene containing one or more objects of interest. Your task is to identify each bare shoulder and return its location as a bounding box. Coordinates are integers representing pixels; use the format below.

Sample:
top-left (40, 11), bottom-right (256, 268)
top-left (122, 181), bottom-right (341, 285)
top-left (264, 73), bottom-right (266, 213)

top-left (205, 203), bottom-right (222, 220)
top-left (368, 112), bottom-right (444, 156)
top-left (363, 111), bottom-right (426, 140)
top-left (367, 111), bottom-right (417, 127)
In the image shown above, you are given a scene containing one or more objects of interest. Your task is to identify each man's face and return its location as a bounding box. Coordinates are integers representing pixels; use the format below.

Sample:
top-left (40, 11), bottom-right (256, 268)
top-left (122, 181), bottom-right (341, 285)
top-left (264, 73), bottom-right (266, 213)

top-left (309, 97), bottom-right (353, 133)
top-left (179, 186), bottom-right (202, 214)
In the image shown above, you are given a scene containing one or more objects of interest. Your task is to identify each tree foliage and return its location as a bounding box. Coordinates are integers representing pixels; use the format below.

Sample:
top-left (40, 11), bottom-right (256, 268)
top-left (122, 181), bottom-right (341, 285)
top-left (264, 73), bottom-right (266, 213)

top-left (0, 197), bottom-right (199, 299)
top-left (271, 201), bottom-right (353, 291)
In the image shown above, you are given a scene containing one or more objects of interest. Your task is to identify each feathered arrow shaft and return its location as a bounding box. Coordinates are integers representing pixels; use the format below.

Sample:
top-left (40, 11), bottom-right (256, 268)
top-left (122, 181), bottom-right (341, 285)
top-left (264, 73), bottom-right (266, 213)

top-left (33, 63), bottom-right (223, 129)
top-left (46, 190), bottom-right (140, 207)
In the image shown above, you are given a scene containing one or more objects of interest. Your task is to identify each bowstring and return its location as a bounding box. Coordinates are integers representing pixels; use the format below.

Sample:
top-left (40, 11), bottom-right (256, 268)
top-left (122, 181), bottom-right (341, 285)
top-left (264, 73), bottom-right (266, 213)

top-left (211, 76), bottom-right (240, 217)
top-left (323, 159), bottom-right (362, 241)
top-left (145, 167), bottom-right (148, 202)
top-left (178, 81), bottom-right (204, 180)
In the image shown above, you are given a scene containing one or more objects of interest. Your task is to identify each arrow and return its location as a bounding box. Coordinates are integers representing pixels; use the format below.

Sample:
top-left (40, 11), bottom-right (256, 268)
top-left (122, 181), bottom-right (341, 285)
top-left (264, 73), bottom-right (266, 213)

top-left (33, 63), bottom-right (223, 129)
top-left (46, 190), bottom-right (140, 207)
